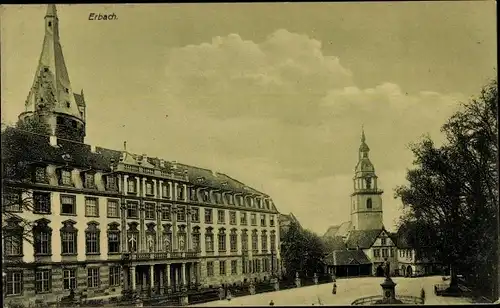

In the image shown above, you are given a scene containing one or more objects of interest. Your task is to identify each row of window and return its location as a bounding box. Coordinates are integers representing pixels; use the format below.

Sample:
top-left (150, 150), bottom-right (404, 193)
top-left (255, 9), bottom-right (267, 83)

top-left (373, 248), bottom-right (395, 258)
top-left (4, 267), bottom-right (121, 296)
top-left (4, 222), bottom-right (277, 257)
top-left (206, 258), bottom-right (273, 277)
top-left (29, 166), bottom-right (273, 210)
top-left (399, 249), bottom-right (413, 259)
top-left (8, 192), bottom-right (275, 227)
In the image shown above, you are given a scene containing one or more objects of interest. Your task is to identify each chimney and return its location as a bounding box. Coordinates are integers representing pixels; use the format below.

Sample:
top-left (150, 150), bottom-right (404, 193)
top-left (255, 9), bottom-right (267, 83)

top-left (90, 144), bottom-right (97, 153)
top-left (212, 170), bottom-right (218, 177)
top-left (49, 135), bottom-right (58, 147)
top-left (172, 161), bottom-right (178, 170)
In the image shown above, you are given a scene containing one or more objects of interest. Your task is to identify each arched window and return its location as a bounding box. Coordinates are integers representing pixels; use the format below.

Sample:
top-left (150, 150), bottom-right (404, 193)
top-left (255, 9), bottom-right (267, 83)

top-left (261, 230), bottom-right (268, 252)
top-left (33, 218), bottom-right (52, 256)
top-left (205, 227), bottom-right (214, 252)
top-left (85, 222), bottom-right (100, 254)
top-left (230, 229), bottom-right (238, 252)
top-left (107, 222), bottom-right (121, 254)
top-left (241, 229), bottom-right (249, 252)
top-left (367, 198), bottom-right (373, 209)
top-left (218, 228), bottom-right (226, 252)
top-left (60, 220), bottom-right (78, 255)
top-left (4, 217), bottom-right (24, 256)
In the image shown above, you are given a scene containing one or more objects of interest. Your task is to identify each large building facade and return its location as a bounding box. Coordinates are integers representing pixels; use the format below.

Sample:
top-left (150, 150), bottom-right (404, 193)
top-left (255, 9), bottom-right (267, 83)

top-left (2, 5), bottom-right (281, 306)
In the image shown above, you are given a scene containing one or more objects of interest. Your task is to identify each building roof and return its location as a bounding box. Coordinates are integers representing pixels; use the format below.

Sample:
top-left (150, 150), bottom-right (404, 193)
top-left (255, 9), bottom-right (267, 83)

top-left (5, 129), bottom-right (276, 207)
top-left (336, 221), bottom-right (352, 238)
top-left (345, 228), bottom-right (384, 249)
top-left (323, 235), bottom-right (347, 251)
top-left (323, 225), bottom-right (340, 238)
top-left (324, 250), bottom-right (372, 266)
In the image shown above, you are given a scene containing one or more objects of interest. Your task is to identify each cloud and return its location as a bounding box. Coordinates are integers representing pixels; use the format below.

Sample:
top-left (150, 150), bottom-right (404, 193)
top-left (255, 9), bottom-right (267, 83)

top-left (150, 29), bottom-right (468, 232)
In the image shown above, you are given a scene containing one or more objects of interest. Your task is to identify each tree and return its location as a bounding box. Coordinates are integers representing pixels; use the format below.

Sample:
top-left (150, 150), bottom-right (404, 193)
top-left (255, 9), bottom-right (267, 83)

top-left (2, 115), bottom-right (51, 244)
top-left (281, 221), bottom-right (328, 280)
top-left (395, 79), bottom-right (498, 299)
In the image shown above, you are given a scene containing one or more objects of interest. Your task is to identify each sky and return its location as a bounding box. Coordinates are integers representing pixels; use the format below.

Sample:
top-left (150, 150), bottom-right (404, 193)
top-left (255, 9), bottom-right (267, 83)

top-left (1, 3), bottom-right (497, 234)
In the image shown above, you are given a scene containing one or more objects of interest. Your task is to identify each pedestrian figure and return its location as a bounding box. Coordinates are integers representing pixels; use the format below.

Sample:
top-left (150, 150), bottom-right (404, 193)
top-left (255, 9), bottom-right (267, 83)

top-left (332, 283), bottom-right (337, 295)
top-left (420, 288), bottom-right (426, 303)
top-left (226, 289), bottom-right (232, 301)
top-left (269, 300), bottom-right (275, 306)
top-left (218, 286), bottom-right (224, 300)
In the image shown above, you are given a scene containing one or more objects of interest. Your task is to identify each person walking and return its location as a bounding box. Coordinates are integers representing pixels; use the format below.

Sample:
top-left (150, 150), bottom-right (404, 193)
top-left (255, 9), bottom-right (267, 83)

top-left (332, 283), bottom-right (337, 295)
top-left (269, 300), bottom-right (275, 306)
top-left (420, 288), bottom-right (426, 304)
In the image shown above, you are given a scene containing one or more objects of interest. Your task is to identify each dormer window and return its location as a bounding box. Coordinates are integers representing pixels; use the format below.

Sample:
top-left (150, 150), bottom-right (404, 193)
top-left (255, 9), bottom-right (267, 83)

top-left (203, 191), bottom-right (210, 202)
top-left (84, 173), bottom-right (95, 189)
top-left (189, 187), bottom-right (197, 201)
top-left (60, 169), bottom-right (72, 186)
top-left (177, 185), bottom-right (184, 200)
top-left (33, 166), bottom-right (47, 183)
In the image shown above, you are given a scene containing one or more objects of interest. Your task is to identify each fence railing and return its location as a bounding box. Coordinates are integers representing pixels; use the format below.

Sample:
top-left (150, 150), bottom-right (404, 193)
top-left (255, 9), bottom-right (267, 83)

top-left (351, 295), bottom-right (424, 305)
top-left (121, 251), bottom-right (201, 261)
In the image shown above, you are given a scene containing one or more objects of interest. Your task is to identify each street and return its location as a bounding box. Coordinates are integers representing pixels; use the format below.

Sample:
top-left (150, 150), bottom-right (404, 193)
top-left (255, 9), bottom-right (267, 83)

top-left (191, 276), bottom-right (473, 306)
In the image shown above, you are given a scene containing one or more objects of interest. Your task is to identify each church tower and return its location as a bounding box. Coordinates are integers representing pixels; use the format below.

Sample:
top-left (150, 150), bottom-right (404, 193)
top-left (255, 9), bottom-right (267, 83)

top-left (19, 4), bottom-right (86, 142)
top-left (350, 127), bottom-right (384, 230)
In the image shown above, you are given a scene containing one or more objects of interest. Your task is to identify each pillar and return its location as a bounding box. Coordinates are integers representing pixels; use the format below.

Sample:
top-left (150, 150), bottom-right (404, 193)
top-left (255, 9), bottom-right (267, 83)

top-left (123, 266), bottom-right (129, 291)
top-left (174, 183), bottom-right (179, 201)
top-left (150, 265), bottom-right (155, 292)
top-left (142, 178), bottom-right (146, 197)
top-left (153, 179), bottom-right (157, 198)
top-left (135, 177), bottom-right (140, 197)
top-left (159, 180), bottom-right (163, 198)
top-left (124, 175), bottom-right (129, 195)
top-left (168, 182), bottom-right (173, 199)
top-left (181, 263), bottom-right (187, 289)
top-left (131, 266), bottom-right (137, 291)
top-left (159, 267), bottom-right (164, 294)
top-left (166, 264), bottom-right (171, 291)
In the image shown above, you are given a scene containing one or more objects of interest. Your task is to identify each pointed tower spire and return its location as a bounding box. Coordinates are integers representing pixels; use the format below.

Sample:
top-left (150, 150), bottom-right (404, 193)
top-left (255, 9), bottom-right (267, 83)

top-left (361, 125), bottom-right (366, 143)
top-left (19, 4), bottom-right (86, 142)
top-left (24, 4), bottom-right (83, 121)
top-left (46, 4), bottom-right (57, 17)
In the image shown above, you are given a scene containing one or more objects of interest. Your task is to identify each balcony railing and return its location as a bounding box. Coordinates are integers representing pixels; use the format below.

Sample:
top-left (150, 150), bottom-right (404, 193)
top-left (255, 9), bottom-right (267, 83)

top-left (351, 295), bottom-right (424, 305)
top-left (121, 250), bottom-right (201, 261)
top-left (117, 164), bottom-right (189, 181)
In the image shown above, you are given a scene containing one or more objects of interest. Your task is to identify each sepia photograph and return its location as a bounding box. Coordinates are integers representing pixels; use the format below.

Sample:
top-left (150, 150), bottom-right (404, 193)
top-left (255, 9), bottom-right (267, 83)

top-left (1, 2), bottom-right (498, 307)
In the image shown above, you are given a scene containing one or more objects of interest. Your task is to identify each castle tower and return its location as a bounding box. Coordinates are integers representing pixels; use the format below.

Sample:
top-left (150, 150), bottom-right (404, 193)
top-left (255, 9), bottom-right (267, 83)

top-left (350, 127), bottom-right (384, 230)
top-left (19, 4), bottom-right (86, 142)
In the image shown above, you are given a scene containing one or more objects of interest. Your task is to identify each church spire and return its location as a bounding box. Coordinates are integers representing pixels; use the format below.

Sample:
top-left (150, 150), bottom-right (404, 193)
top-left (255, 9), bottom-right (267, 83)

top-left (359, 125), bottom-right (370, 159)
top-left (20, 4), bottom-right (86, 142)
top-left (24, 4), bottom-right (83, 121)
